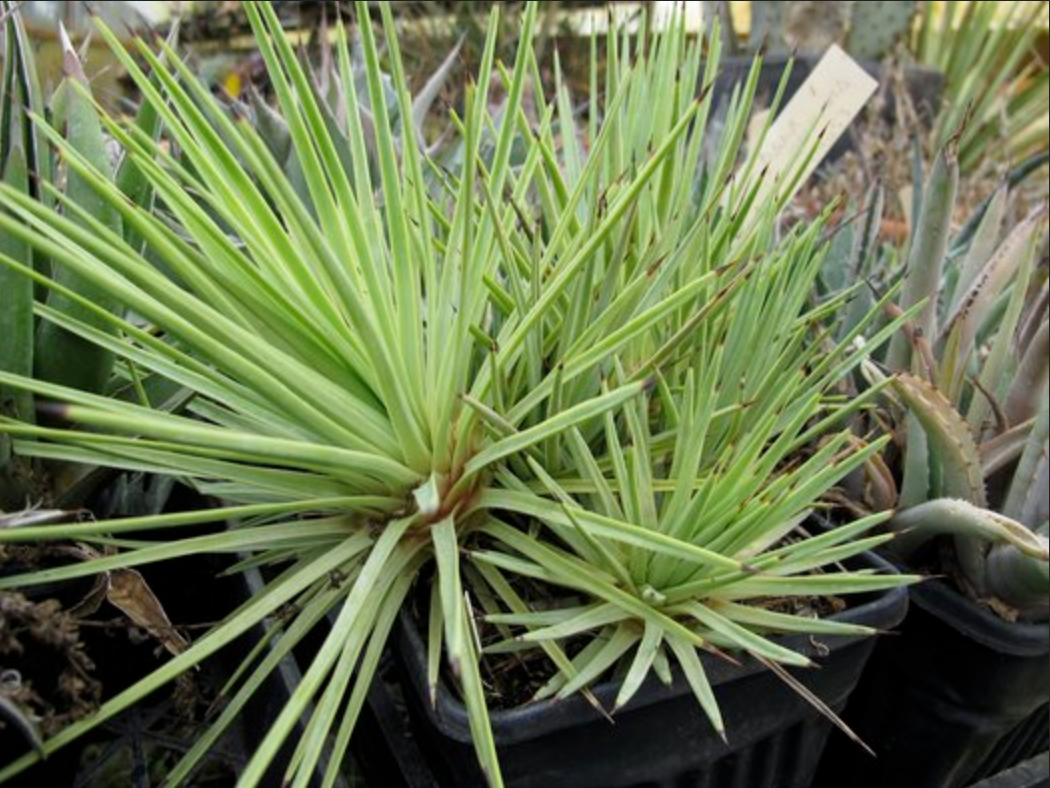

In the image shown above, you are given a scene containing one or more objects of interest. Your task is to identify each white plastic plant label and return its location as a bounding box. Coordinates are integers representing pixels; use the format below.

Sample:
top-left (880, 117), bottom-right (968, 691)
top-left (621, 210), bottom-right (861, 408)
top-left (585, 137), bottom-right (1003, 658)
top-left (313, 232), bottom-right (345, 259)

top-left (750, 44), bottom-right (879, 209)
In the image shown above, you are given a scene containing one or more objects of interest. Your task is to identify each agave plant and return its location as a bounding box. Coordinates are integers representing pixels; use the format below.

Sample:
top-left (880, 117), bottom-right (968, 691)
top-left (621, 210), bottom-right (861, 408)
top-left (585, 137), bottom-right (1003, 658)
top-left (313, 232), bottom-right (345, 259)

top-left (0, 2), bottom-right (912, 785)
top-left (843, 140), bottom-right (1050, 619)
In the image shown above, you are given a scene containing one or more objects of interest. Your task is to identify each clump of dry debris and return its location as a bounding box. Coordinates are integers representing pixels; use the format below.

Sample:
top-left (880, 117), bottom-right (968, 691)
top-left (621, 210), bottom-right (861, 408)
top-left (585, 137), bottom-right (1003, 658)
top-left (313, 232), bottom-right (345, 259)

top-left (0, 589), bottom-right (101, 741)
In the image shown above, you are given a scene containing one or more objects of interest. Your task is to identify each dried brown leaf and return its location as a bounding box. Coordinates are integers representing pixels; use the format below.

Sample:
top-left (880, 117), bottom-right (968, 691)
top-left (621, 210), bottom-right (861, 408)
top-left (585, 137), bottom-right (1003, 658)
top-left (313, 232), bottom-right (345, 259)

top-left (106, 568), bottom-right (189, 657)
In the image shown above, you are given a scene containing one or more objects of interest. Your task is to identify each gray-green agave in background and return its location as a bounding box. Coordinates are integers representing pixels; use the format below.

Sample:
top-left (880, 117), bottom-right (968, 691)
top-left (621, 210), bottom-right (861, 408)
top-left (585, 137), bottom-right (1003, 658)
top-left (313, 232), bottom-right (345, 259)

top-left (833, 141), bottom-right (1049, 620)
top-left (1, 1), bottom-right (176, 511)
top-left (0, 3), bottom-right (912, 785)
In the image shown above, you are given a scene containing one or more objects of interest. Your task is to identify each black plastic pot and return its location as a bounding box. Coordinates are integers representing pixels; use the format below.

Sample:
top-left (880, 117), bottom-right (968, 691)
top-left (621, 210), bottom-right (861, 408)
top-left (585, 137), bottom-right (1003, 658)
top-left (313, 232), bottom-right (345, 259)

top-left (815, 578), bottom-right (1050, 788)
top-left (968, 752), bottom-right (1050, 788)
top-left (372, 550), bottom-right (908, 788)
top-left (227, 566), bottom-right (356, 788)
top-left (711, 55), bottom-right (944, 121)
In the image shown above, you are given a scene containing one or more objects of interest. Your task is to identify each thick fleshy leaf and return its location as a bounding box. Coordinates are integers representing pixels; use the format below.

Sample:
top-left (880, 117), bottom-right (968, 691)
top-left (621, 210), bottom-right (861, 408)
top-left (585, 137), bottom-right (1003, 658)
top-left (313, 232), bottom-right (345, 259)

top-left (33, 26), bottom-right (122, 395)
top-left (892, 373), bottom-right (986, 505)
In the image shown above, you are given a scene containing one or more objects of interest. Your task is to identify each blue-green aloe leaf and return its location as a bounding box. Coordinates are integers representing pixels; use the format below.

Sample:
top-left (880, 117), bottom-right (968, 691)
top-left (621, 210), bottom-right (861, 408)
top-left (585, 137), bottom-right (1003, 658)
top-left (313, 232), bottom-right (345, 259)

top-left (33, 25), bottom-right (122, 395)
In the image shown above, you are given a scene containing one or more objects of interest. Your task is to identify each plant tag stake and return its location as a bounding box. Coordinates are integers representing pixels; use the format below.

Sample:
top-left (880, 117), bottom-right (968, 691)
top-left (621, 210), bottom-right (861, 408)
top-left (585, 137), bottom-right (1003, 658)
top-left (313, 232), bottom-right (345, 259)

top-left (749, 44), bottom-right (878, 209)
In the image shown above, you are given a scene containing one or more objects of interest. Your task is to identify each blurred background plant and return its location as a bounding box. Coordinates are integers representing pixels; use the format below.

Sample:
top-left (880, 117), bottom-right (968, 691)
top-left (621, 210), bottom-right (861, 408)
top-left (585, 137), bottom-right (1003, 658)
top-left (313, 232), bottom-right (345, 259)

top-left (747, 0), bottom-right (919, 59)
top-left (915, 0), bottom-right (1049, 174)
